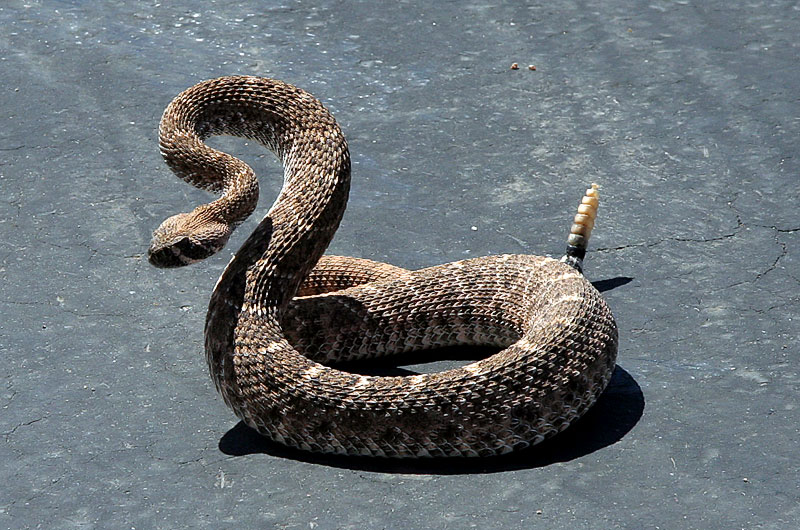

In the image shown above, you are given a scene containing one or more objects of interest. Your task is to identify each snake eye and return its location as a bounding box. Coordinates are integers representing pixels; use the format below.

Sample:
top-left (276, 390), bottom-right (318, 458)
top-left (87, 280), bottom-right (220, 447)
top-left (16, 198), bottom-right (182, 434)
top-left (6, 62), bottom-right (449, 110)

top-left (148, 236), bottom-right (205, 268)
top-left (174, 236), bottom-right (213, 261)
top-left (148, 245), bottom-right (184, 268)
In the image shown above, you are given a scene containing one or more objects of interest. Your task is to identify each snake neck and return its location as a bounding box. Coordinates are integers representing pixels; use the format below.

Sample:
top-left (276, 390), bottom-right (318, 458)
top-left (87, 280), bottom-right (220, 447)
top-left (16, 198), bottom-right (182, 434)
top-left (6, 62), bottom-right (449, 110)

top-left (168, 77), bottom-right (352, 411)
top-left (160, 76), bottom-right (351, 311)
top-left (242, 154), bottom-right (351, 313)
top-left (158, 77), bottom-right (352, 410)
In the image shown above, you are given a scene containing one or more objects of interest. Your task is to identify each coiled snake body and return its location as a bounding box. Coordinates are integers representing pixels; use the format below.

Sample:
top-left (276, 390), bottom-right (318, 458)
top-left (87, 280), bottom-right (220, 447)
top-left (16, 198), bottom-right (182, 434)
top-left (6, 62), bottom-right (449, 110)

top-left (148, 76), bottom-right (618, 458)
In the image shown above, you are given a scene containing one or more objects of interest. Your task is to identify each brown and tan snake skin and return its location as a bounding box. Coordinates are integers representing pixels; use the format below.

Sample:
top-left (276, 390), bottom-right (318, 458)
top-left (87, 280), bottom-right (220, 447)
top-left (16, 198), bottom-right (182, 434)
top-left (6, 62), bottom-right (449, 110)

top-left (148, 76), bottom-right (618, 458)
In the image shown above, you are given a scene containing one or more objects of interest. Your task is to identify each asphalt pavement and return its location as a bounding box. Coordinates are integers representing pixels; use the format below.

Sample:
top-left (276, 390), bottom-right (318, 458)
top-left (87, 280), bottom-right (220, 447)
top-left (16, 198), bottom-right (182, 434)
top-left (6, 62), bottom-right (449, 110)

top-left (1, 1), bottom-right (798, 528)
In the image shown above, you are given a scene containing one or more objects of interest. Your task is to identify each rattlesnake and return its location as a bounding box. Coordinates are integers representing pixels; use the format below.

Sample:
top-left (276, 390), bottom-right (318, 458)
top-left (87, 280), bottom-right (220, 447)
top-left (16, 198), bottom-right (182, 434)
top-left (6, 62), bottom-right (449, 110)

top-left (148, 76), bottom-right (618, 458)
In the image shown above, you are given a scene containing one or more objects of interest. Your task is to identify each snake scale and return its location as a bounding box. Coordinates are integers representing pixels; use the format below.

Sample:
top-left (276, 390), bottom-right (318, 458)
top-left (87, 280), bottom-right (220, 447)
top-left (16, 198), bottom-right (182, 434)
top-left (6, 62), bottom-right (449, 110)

top-left (148, 76), bottom-right (618, 458)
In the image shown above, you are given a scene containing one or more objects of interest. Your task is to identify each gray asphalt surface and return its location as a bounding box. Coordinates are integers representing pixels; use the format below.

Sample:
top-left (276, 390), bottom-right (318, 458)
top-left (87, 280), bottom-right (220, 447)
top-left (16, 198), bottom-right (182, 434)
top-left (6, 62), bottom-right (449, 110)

top-left (1, 1), bottom-right (798, 528)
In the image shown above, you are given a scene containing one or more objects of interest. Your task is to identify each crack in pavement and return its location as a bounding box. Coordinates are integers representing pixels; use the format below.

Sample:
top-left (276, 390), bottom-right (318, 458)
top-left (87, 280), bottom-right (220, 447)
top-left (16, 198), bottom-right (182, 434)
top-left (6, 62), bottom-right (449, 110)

top-left (3, 415), bottom-right (45, 440)
top-left (596, 219), bottom-right (743, 253)
top-left (1, 467), bottom-right (68, 515)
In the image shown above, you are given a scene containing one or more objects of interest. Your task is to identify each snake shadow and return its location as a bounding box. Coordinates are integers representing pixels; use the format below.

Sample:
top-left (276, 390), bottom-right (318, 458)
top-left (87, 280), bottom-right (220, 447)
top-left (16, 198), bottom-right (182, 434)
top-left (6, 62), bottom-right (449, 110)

top-left (592, 276), bottom-right (633, 292)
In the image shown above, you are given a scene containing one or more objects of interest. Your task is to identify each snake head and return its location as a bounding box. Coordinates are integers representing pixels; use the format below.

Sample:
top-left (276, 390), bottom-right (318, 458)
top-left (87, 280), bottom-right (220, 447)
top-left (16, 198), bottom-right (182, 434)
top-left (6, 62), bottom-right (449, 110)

top-left (148, 212), bottom-right (233, 268)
